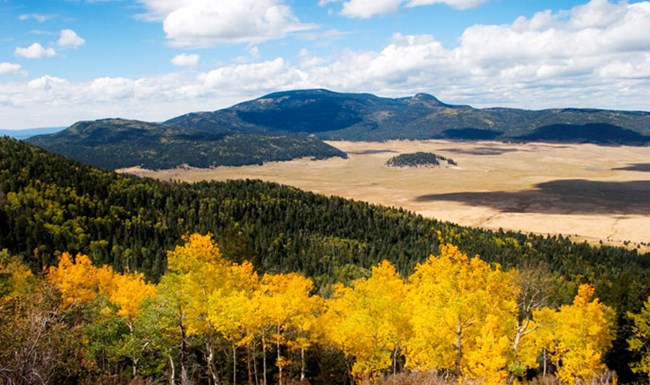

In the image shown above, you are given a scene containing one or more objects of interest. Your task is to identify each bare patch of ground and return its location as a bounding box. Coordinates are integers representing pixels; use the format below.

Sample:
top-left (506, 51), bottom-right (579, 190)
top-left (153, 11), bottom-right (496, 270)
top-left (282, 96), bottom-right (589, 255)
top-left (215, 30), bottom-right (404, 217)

top-left (119, 140), bottom-right (650, 248)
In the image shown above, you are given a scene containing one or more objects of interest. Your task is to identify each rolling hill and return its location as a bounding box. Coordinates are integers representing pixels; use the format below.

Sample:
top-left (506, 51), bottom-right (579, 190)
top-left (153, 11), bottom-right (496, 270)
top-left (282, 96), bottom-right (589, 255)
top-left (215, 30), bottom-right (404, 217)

top-left (26, 89), bottom-right (650, 170)
top-left (26, 118), bottom-right (347, 170)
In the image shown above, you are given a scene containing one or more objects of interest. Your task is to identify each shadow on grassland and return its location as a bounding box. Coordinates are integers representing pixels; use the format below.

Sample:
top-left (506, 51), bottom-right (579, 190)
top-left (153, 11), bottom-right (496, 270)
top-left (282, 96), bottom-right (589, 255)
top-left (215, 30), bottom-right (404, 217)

top-left (415, 179), bottom-right (650, 215)
top-left (613, 163), bottom-right (650, 172)
top-left (439, 146), bottom-right (522, 156)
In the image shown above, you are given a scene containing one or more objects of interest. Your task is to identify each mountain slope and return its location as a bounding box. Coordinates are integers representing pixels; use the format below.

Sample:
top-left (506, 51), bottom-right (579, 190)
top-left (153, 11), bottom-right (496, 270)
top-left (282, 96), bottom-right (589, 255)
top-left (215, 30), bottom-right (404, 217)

top-left (26, 118), bottom-right (347, 169)
top-left (168, 89), bottom-right (650, 143)
top-left (25, 89), bottom-right (650, 171)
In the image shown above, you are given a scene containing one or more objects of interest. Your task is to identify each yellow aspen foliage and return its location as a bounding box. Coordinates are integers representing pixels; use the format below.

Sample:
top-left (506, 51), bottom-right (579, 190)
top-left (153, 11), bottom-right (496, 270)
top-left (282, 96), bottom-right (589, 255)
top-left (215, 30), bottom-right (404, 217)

top-left (48, 252), bottom-right (155, 321)
top-left (165, 233), bottom-right (233, 337)
top-left (323, 260), bottom-right (411, 382)
top-left (405, 244), bottom-right (519, 385)
top-left (257, 272), bottom-right (320, 384)
top-left (258, 272), bottom-right (317, 337)
top-left (534, 284), bottom-right (615, 384)
top-left (48, 252), bottom-right (99, 307)
top-left (207, 261), bottom-right (260, 347)
top-left (166, 232), bottom-right (226, 275)
top-left (209, 287), bottom-right (256, 345)
top-left (628, 296), bottom-right (650, 378)
top-left (108, 271), bottom-right (157, 323)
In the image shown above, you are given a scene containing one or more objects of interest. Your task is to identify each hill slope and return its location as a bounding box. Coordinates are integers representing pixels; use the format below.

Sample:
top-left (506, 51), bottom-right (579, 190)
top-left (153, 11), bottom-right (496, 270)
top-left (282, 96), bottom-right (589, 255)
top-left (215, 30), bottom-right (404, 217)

top-left (26, 118), bottom-right (347, 169)
top-left (167, 89), bottom-right (650, 143)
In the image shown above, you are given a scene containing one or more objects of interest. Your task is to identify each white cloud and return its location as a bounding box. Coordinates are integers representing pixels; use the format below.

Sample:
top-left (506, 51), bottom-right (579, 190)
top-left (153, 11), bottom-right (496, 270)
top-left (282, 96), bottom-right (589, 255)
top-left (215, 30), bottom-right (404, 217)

top-left (406, 0), bottom-right (488, 10)
top-left (339, 0), bottom-right (486, 18)
top-left (136, 0), bottom-right (190, 21)
top-left (3, 1), bottom-right (650, 130)
top-left (28, 76), bottom-right (68, 91)
top-left (58, 29), bottom-right (86, 48)
top-left (0, 62), bottom-right (22, 76)
top-left (201, 58), bottom-right (306, 92)
top-left (19, 13), bottom-right (55, 23)
top-left (137, 0), bottom-right (316, 47)
top-left (299, 49), bottom-right (325, 67)
top-left (341, 0), bottom-right (402, 18)
top-left (14, 43), bottom-right (56, 59)
top-left (171, 53), bottom-right (200, 67)
top-left (90, 77), bottom-right (134, 100)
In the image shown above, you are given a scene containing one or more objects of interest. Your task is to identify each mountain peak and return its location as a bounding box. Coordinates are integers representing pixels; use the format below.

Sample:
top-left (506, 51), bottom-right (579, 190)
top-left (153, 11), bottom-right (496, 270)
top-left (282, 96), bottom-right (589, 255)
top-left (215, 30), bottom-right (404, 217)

top-left (408, 93), bottom-right (447, 107)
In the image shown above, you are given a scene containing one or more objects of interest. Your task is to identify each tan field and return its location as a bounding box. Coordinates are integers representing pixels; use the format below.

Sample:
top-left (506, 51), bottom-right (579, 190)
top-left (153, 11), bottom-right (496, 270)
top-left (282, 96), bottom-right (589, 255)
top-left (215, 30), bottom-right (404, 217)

top-left (119, 141), bottom-right (650, 249)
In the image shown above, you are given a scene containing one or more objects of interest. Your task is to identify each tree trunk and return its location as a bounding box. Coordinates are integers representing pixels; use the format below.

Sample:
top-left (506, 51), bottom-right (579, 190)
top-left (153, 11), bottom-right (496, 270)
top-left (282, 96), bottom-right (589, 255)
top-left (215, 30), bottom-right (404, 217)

top-left (233, 344), bottom-right (237, 385)
top-left (262, 335), bottom-right (268, 385)
top-left (180, 324), bottom-right (189, 385)
top-left (247, 342), bottom-right (253, 385)
top-left (169, 354), bottom-right (176, 385)
top-left (392, 345), bottom-right (398, 385)
top-left (276, 324), bottom-right (283, 385)
top-left (300, 347), bottom-right (306, 382)
top-left (206, 339), bottom-right (220, 385)
top-left (253, 340), bottom-right (259, 385)
top-left (454, 322), bottom-right (463, 377)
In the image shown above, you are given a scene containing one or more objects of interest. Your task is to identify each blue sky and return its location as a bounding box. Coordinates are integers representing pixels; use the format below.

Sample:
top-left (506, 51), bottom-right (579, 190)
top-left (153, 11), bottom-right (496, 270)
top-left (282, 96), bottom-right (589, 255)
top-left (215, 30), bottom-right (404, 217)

top-left (1, 0), bottom-right (649, 129)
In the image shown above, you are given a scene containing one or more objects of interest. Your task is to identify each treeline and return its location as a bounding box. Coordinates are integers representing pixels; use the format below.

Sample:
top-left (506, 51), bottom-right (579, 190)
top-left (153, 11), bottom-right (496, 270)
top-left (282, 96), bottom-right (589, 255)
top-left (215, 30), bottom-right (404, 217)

top-left (2, 137), bottom-right (650, 380)
top-left (5, 234), bottom-right (649, 385)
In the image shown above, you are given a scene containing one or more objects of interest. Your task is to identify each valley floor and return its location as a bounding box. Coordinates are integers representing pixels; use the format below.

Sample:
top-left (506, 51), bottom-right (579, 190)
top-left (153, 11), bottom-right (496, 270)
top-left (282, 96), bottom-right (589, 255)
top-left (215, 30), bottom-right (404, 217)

top-left (119, 140), bottom-right (650, 249)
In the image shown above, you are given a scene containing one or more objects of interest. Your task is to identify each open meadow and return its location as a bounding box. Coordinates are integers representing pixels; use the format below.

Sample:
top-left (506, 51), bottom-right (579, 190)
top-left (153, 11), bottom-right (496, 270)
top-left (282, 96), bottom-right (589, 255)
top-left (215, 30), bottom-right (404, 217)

top-left (120, 140), bottom-right (650, 248)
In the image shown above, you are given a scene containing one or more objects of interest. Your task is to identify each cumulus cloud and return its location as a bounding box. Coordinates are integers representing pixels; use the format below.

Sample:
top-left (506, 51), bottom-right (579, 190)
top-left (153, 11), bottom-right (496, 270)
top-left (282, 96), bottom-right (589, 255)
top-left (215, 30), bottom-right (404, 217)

top-left (201, 58), bottom-right (306, 92)
top-left (0, 63), bottom-right (22, 76)
top-left (337, 0), bottom-right (487, 18)
top-left (341, 0), bottom-right (402, 18)
top-left (15, 43), bottom-right (56, 59)
top-left (28, 76), bottom-right (68, 90)
top-left (137, 0), bottom-right (316, 47)
top-left (455, 0), bottom-right (650, 76)
top-left (3, 0), bottom-right (650, 129)
top-left (406, 0), bottom-right (487, 10)
top-left (58, 29), bottom-right (86, 48)
top-left (171, 53), bottom-right (200, 67)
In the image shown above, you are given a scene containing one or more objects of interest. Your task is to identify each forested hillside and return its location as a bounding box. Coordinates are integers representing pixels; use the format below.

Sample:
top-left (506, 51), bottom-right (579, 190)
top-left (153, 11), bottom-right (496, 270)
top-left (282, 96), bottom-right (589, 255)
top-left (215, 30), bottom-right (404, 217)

top-left (26, 119), bottom-right (347, 169)
top-left (168, 89), bottom-right (650, 144)
top-left (2, 137), bottom-right (650, 383)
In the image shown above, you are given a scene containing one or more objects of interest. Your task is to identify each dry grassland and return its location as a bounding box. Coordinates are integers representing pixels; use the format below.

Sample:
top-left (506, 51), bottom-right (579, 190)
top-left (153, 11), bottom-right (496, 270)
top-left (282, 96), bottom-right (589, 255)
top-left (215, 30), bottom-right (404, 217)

top-left (119, 141), bottom-right (650, 248)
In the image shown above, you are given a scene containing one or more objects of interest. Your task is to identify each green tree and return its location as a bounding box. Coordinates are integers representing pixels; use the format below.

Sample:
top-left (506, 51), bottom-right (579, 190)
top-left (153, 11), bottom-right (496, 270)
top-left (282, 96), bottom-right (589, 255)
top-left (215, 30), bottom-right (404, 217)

top-left (628, 296), bottom-right (650, 379)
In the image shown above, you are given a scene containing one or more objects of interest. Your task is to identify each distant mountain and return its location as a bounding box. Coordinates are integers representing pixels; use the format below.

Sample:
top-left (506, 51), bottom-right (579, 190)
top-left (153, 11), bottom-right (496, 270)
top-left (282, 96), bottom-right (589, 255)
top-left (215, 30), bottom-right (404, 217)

top-left (26, 118), bottom-right (346, 170)
top-left (0, 127), bottom-right (65, 139)
top-left (26, 89), bottom-right (650, 170)
top-left (166, 89), bottom-right (650, 144)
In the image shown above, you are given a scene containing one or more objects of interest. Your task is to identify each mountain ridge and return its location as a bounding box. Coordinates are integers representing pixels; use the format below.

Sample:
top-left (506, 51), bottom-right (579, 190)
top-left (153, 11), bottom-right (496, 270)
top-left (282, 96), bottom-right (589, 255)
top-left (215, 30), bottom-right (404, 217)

top-left (26, 89), bottom-right (650, 170)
